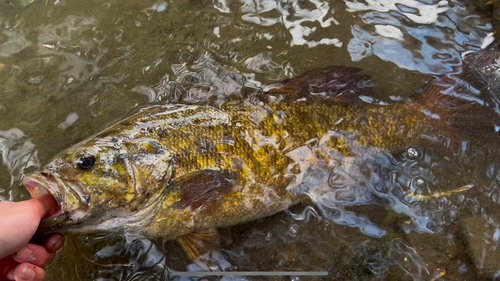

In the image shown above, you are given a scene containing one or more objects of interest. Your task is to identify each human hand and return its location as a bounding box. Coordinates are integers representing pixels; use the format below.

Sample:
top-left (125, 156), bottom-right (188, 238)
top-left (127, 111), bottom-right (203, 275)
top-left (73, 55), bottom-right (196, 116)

top-left (0, 194), bottom-right (64, 281)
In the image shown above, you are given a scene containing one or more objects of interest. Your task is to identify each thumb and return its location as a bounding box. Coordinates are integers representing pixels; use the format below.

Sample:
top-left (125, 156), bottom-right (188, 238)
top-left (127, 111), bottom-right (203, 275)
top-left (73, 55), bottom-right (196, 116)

top-left (29, 194), bottom-right (59, 219)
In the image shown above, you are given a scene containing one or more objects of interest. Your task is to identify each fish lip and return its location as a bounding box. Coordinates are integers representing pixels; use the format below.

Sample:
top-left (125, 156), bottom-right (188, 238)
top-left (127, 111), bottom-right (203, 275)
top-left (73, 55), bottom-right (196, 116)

top-left (23, 173), bottom-right (66, 221)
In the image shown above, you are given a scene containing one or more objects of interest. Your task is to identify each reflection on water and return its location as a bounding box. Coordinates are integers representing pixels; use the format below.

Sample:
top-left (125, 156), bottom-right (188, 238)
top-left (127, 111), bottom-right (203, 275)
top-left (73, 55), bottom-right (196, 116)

top-left (0, 129), bottom-right (39, 200)
top-left (0, 0), bottom-right (499, 280)
top-left (346, 0), bottom-right (492, 74)
top-left (240, 0), bottom-right (342, 48)
top-left (133, 53), bottom-right (253, 106)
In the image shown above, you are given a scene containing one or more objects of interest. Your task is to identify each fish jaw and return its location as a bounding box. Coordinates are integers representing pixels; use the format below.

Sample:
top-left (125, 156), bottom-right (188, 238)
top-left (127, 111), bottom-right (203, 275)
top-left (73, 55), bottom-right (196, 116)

top-left (23, 172), bottom-right (168, 235)
top-left (23, 172), bottom-right (88, 230)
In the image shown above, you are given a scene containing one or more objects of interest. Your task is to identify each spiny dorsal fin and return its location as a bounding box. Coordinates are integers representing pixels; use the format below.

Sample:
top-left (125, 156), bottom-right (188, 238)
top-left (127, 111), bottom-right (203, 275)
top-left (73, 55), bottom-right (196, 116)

top-left (268, 66), bottom-right (374, 99)
top-left (176, 228), bottom-right (220, 260)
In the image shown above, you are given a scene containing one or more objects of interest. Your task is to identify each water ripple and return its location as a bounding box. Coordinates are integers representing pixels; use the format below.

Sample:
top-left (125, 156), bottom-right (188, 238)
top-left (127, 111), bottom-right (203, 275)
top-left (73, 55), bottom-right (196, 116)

top-left (0, 128), bottom-right (39, 196)
top-left (346, 0), bottom-right (492, 74)
top-left (241, 0), bottom-right (342, 48)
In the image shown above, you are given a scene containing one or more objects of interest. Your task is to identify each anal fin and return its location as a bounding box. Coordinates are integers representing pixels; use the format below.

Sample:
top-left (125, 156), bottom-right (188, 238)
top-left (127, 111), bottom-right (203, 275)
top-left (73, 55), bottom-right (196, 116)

top-left (176, 228), bottom-right (220, 260)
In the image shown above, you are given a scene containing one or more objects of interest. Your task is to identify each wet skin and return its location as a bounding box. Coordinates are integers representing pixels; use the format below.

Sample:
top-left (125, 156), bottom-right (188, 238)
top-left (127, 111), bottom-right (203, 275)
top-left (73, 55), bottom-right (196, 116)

top-left (21, 66), bottom-right (500, 259)
top-left (0, 195), bottom-right (64, 281)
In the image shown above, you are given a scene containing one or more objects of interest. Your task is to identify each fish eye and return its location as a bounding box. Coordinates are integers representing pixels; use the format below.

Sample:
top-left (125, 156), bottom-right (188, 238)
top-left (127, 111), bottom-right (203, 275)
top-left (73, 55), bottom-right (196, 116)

top-left (75, 153), bottom-right (96, 170)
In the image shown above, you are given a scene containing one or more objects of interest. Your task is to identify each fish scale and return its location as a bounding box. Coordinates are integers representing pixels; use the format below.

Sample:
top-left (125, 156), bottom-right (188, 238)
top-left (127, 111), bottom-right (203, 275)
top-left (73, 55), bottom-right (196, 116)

top-left (22, 65), bottom-right (500, 262)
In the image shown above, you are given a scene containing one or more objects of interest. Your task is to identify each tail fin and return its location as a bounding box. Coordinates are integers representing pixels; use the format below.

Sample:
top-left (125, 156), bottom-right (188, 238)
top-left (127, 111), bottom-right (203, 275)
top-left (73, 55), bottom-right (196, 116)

top-left (414, 68), bottom-right (500, 151)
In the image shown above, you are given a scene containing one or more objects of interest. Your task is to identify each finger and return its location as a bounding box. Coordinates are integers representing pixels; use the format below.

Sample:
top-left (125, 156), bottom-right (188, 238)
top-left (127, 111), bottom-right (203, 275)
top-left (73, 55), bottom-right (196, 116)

top-left (12, 244), bottom-right (54, 268)
top-left (0, 256), bottom-right (16, 277)
top-left (43, 234), bottom-right (64, 253)
top-left (29, 194), bottom-right (59, 219)
top-left (5, 263), bottom-right (45, 281)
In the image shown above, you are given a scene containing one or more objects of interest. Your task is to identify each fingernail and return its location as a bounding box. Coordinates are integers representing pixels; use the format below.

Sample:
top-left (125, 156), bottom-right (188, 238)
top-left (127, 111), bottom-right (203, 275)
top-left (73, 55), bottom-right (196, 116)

top-left (16, 265), bottom-right (35, 281)
top-left (52, 235), bottom-right (64, 250)
top-left (15, 247), bottom-right (34, 261)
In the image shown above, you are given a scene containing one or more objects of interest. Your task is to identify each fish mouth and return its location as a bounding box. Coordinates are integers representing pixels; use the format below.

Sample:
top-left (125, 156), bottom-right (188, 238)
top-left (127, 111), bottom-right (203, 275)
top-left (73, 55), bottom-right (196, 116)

top-left (23, 172), bottom-right (87, 228)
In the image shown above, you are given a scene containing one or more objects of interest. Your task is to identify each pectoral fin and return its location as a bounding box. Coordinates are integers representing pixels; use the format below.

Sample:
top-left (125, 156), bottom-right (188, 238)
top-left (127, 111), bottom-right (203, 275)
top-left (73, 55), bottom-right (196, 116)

top-left (171, 168), bottom-right (239, 211)
top-left (176, 228), bottom-right (220, 260)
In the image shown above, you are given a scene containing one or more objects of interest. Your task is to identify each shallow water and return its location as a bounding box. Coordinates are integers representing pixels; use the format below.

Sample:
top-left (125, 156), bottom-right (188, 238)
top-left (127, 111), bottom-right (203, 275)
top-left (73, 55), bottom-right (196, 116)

top-left (0, 0), bottom-right (498, 280)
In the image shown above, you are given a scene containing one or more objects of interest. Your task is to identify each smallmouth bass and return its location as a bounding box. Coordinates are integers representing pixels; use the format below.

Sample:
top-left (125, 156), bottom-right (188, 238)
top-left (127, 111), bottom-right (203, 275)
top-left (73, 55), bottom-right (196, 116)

top-left (22, 65), bottom-right (500, 259)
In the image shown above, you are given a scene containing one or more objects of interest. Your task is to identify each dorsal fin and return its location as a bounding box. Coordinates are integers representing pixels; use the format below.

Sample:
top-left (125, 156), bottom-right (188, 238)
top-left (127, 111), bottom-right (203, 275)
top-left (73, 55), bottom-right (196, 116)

top-left (268, 66), bottom-right (374, 99)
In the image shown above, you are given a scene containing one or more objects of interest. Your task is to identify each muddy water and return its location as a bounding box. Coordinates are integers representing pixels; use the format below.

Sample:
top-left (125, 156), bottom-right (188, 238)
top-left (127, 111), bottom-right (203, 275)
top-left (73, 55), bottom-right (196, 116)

top-left (0, 0), bottom-right (497, 280)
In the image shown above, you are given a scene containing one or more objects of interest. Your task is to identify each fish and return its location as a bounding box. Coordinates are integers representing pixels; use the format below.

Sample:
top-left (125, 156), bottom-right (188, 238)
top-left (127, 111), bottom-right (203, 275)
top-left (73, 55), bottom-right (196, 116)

top-left (21, 63), bottom-right (500, 260)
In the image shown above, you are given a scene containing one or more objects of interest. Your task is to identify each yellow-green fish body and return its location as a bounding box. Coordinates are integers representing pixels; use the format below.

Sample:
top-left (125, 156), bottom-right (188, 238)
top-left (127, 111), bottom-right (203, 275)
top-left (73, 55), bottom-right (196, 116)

top-left (23, 66), bottom-right (497, 258)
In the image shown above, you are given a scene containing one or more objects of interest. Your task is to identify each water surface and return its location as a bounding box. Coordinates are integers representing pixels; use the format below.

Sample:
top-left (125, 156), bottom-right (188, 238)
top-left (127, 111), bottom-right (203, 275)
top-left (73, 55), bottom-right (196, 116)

top-left (0, 0), bottom-right (497, 280)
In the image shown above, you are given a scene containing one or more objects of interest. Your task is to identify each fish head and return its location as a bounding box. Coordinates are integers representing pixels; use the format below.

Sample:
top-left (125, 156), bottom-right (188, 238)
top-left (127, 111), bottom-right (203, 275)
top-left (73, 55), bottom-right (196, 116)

top-left (23, 134), bottom-right (175, 232)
